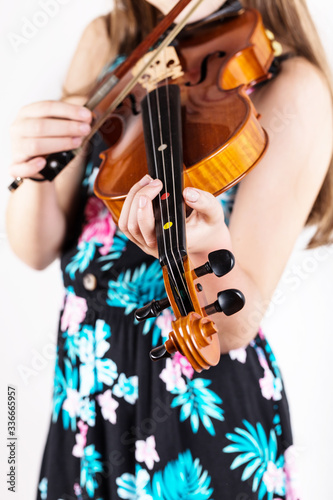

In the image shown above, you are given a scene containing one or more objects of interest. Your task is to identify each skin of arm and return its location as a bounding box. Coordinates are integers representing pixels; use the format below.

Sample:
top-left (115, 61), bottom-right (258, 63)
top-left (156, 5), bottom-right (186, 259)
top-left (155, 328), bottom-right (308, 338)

top-left (119, 57), bottom-right (333, 353)
top-left (6, 17), bottom-right (111, 270)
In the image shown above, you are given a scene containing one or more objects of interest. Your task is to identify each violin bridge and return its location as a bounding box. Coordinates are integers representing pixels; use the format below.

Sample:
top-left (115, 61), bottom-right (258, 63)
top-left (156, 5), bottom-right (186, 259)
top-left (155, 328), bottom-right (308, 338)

top-left (132, 46), bottom-right (184, 92)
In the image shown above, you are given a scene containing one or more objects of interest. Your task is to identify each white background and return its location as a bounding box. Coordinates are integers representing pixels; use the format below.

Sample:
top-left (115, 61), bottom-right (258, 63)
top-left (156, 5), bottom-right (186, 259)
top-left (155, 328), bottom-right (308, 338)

top-left (0, 1), bottom-right (333, 499)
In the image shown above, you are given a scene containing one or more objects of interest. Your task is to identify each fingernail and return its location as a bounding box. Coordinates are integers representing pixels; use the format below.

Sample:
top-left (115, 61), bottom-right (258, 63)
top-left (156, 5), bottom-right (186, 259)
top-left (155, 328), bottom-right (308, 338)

top-left (139, 174), bottom-right (153, 186)
top-left (79, 107), bottom-right (91, 119)
top-left (185, 188), bottom-right (199, 202)
top-left (79, 123), bottom-right (91, 134)
top-left (73, 137), bottom-right (83, 147)
top-left (151, 179), bottom-right (162, 187)
top-left (36, 158), bottom-right (46, 168)
top-left (139, 196), bottom-right (147, 208)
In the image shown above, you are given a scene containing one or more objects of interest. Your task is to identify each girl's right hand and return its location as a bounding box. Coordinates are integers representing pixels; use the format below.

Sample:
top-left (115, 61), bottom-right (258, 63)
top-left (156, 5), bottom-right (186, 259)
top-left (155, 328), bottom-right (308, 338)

top-left (9, 100), bottom-right (92, 180)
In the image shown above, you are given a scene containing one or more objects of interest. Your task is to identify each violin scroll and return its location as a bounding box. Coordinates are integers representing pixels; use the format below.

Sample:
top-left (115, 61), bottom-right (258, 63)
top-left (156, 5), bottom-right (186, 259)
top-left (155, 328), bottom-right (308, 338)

top-left (137, 249), bottom-right (245, 373)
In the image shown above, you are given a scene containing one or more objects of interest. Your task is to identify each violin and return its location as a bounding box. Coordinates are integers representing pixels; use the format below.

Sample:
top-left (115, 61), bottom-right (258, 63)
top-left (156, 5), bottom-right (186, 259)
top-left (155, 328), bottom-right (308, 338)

top-left (8, 0), bottom-right (279, 371)
top-left (93, 2), bottom-right (277, 371)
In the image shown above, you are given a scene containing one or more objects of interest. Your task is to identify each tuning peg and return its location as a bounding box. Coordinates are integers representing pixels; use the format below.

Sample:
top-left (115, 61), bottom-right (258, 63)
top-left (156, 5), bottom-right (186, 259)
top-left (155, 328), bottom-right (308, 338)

top-left (203, 289), bottom-right (245, 316)
top-left (193, 249), bottom-right (235, 278)
top-left (135, 297), bottom-right (170, 322)
top-left (150, 345), bottom-right (172, 361)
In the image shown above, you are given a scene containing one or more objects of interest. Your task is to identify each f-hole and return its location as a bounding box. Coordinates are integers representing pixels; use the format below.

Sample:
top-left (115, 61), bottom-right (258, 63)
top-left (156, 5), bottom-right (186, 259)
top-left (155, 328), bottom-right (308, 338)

top-left (185, 50), bottom-right (226, 87)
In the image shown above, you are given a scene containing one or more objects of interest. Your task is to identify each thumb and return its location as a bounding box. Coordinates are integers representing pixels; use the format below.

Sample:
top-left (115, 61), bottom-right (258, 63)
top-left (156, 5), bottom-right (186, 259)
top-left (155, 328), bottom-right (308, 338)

top-left (183, 187), bottom-right (224, 224)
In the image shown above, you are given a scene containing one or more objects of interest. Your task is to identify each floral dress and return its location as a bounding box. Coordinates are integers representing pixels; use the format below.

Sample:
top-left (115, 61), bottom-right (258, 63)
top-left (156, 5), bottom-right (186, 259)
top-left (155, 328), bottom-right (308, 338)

top-left (36, 131), bottom-right (300, 500)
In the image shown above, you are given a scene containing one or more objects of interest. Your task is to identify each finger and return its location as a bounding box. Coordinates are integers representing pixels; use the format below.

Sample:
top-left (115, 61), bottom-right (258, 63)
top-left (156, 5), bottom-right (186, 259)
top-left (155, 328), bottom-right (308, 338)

top-left (137, 195), bottom-right (158, 250)
top-left (13, 136), bottom-right (84, 163)
top-left (12, 118), bottom-right (91, 139)
top-left (183, 187), bottom-right (224, 224)
top-left (9, 157), bottom-right (47, 179)
top-left (126, 179), bottom-right (162, 241)
top-left (118, 175), bottom-right (153, 234)
top-left (18, 101), bottom-right (92, 122)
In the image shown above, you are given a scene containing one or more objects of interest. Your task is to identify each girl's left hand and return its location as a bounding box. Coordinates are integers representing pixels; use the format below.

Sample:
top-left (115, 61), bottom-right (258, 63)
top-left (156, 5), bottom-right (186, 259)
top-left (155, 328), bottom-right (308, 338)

top-left (118, 175), bottom-right (232, 259)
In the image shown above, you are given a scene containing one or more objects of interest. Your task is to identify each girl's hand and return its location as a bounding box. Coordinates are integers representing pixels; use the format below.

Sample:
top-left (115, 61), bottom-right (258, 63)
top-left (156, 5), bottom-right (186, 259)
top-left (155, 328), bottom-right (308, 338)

top-left (118, 175), bottom-right (232, 259)
top-left (9, 100), bottom-right (92, 179)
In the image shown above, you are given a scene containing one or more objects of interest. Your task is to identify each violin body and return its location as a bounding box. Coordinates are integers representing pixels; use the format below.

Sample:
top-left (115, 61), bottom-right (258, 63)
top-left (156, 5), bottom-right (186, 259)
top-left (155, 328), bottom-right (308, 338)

top-left (90, 5), bottom-right (276, 372)
top-left (94, 8), bottom-right (274, 222)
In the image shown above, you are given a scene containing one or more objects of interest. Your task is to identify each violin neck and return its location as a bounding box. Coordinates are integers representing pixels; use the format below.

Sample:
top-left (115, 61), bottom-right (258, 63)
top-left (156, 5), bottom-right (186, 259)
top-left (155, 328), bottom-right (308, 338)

top-left (141, 85), bottom-right (186, 266)
top-left (141, 84), bottom-right (194, 315)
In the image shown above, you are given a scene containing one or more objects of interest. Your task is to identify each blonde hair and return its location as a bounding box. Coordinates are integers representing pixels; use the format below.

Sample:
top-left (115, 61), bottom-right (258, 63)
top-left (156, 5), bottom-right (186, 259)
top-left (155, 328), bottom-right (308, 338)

top-left (106, 0), bottom-right (333, 247)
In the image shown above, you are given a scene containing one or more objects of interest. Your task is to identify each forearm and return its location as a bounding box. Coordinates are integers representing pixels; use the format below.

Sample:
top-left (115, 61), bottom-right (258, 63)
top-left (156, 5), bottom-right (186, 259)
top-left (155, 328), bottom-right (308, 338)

top-left (190, 252), bottom-right (264, 353)
top-left (6, 181), bottom-right (66, 270)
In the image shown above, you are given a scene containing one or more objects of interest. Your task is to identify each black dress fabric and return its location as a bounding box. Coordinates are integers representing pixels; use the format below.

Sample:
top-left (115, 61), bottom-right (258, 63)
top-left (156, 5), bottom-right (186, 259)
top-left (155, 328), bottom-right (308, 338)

top-left (36, 137), bottom-right (300, 500)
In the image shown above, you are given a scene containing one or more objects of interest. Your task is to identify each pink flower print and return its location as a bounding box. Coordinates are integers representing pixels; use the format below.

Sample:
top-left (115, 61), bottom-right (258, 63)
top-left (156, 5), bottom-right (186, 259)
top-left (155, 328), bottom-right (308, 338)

top-left (259, 370), bottom-right (275, 400)
top-left (263, 461), bottom-right (285, 494)
top-left (72, 420), bottom-right (88, 458)
top-left (96, 389), bottom-right (119, 424)
top-left (72, 433), bottom-right (86, 457)
top-left (155, 308), bottom-right (174, 340)
top-left (77, 420), bottom-right (88, 435)
top-left (63, 388), bottom-right (81, 418)
top-left (256, 346), bottom-right (270, 371)
top-left (284, 445), bottom-right (302, 500)
top-left (173, 352), bottom-right (194, 379)
top-left (80, 196), bottom-right (116, 255)
top-left (258, 328), bottom-right (265, 340)
top-left (159, 358), bottom-right (186, 392)
top-left (259, 369), bottom-right (283, 401)
top-left (229, 347), bottom-right (247, 364)
top-left (74, 483), bottom-right (83, 499)
top-left (135, 436), bottom-right (160, 470)
top-left (61, 293), bottom-right (87, 334)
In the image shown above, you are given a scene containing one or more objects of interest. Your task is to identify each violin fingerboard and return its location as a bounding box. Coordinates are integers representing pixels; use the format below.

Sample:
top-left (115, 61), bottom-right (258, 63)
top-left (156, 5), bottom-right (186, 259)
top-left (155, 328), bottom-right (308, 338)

top-left (141, 84), bottom-right (186, 266)
top-left (141, 85), bottom-right (194, 316)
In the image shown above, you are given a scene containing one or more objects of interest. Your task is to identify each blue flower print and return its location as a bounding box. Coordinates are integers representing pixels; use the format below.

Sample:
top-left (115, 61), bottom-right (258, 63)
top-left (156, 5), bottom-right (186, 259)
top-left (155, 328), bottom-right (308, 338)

top-left (116, 468), bottom-right (152, 499)
top-left (97, 230), bottom-right (128, 271)
top-left (263, 339), bottom-right (282, 379)
top-left (150, 450), bottom-right (213, 499)
top-left (251, 339), bottom-right (283, 401)
top-left (107, 261), bottom-right (166, 335)
top-left (171, 378), bottom-right (224, 436)
top-left (113, 373), bottom-right (139, 404)
top-left (79, 398), bottom-right (96, 427)
top-left (117, 451), bottom-right (213, 500)
top-left (62, 329), bottom-right (81, 363)
top-left (80, 444), bottom-right (104, 498)
top-left (82, 158), bottom-right (99, 195)
top-left (66, 240), bottom-right (100, 279)
top-left (78, 320), bottom-right (118, 396)
top-left (99, 54), bottom-right (127, 80)
top-left (217, 184), bottom-right (238, 226)
top-left (52, 355), bottom-right (79, 430)
top-left (223, 419), bottom-right (286, 500)
top-left (38, 477), bottom-right (48, 500)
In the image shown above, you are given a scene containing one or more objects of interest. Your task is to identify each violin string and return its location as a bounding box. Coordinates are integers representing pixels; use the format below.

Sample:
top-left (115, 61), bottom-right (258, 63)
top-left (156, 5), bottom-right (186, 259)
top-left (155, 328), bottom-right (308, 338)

top-left (155, 49), bottom-right (190, 306)
top-left (144, 51), bottom-right (188, 312)
top-left (154, 62), bottom-right (188, 311)
top-left (163, 58), bottom-right (189, 294)
top-left (146, 87), bottom-right (186, 313)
